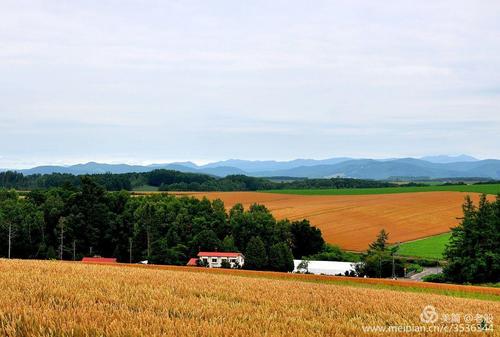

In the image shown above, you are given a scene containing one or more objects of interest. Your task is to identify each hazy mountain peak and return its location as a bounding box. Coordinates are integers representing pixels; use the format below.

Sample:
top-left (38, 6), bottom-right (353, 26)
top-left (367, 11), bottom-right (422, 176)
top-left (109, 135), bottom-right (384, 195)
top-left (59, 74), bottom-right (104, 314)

top-left (420, 155), bottom-right (478, 164)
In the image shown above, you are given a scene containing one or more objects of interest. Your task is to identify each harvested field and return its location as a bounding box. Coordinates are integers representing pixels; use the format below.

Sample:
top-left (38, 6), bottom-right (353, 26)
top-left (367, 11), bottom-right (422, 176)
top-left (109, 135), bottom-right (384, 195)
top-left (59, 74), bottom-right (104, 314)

top-left (264, 183), bottom-right (500, 195)
top-left (171, 191), bottom-right (491, 251)
top-left (0, 259), bottom-right (498, 337)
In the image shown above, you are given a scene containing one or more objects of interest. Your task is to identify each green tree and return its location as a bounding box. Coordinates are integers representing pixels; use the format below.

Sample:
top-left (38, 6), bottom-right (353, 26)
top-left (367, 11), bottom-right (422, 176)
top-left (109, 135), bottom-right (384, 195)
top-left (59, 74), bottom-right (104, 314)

top-left (189, 229), bottom-right (221, 255)
top-left (151, 238), bottom-right (188, 265)
top-left (66, 177), bottom-right (110, 257)
top-left (41, 192), bottom-right (65, 250)
top-left (221, 235), bottom-right (238, 252)
top-left (230, 203), bottom-right (274, 250)
top-left (443, 195), bottom-right (500, 283)
top-left (289, 220), bottom-right (325, 258)
top-left (106, 191), bottom-right (133, 262)
top-left (211, 199), bottom-right (230, 237)
top-left (165, 226), bottom-right (180, 247)
top-left (46, 246), bottom-right (57, 260)
top-left (356, 229), bottom-right (403, 278)
top-left (268, 242), bottom-right (294, 272)
top-left (0, 198), bottom-right (22, 258)
top-left (369, 229), bottom-right (389, 251)
top-left (244, 236), bottom-right (267, 270)
top-left (134, 201), bottom-right (157, 259)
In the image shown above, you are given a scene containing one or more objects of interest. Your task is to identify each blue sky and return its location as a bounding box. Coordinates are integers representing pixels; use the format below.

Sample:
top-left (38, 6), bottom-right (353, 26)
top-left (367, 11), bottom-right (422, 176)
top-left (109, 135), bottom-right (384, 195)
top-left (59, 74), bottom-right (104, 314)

top-left (1, 1), bottom-right (499, 168)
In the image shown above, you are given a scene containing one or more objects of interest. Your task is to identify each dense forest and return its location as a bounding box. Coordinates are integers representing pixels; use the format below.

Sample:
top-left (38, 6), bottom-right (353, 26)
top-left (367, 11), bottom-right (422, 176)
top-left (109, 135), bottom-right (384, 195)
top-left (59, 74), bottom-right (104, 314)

top-left (0, 170), bottom-right (395, 191)
top-left (0, 177), bottom-right (325, 272)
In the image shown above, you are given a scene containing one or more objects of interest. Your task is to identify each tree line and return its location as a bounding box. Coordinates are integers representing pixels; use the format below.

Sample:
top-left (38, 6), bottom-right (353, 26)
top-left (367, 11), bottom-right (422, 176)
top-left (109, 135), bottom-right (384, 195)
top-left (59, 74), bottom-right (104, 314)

top-left (0, 170), bottom-right (395, 192)
top-left (0, 177), bottom-right (325, 272)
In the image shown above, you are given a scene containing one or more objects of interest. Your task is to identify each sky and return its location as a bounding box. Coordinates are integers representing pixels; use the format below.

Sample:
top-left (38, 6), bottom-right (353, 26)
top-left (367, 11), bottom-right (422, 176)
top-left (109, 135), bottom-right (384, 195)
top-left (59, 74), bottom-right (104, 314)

top-left (1, 1), bottom-right (500, 168)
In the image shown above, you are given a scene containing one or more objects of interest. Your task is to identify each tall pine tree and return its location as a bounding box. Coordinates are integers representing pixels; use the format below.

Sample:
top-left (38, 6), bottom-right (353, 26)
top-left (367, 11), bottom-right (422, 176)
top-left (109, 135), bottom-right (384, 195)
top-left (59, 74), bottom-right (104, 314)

top-left (444, 195), bottom-right (500, 283)
top-left (244, 236), bottom-right (267, 270)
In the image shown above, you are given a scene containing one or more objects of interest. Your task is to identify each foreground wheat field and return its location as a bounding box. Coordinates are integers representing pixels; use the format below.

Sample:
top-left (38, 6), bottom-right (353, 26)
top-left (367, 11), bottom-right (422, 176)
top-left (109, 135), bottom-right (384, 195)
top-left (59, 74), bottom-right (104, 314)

top-left (0, 260), bottom-right (498, 337)
top-left (168, 191), bottom-right (490, 251)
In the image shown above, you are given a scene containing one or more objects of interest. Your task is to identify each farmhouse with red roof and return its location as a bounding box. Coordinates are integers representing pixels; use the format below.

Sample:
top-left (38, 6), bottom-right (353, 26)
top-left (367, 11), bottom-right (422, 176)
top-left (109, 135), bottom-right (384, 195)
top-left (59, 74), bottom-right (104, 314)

top-left (187, 252), bottom-right (244, 268)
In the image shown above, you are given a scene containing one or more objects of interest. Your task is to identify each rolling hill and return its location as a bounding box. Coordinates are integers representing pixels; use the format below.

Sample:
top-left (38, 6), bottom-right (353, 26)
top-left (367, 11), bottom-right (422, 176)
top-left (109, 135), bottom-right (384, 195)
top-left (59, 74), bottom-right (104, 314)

top-left (251, 158), bottom-right (500, 179)
top-left (4, 156), bottom-right (500, 180)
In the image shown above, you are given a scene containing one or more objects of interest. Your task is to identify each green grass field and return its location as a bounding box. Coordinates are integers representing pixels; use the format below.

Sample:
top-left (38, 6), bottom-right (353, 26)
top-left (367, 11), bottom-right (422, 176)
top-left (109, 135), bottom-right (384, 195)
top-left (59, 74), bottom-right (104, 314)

top-left (397, 233), bottom-right (451, 259)
top-left (264, 183), bottom-right (500, 196)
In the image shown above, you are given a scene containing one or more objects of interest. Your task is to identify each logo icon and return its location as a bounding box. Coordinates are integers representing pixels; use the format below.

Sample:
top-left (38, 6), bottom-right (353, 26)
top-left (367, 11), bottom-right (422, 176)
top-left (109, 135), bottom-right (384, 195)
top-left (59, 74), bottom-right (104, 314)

top-left (420, 305), bottom-right (439, 324)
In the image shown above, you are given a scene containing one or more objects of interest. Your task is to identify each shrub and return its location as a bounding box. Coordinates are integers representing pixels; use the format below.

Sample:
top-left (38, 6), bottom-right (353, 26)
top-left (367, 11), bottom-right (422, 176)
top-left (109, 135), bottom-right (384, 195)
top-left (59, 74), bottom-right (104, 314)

top-left (220, 260), bottom-right (232, 269)
top-left (423, 273), bottom-right (446, 283)
top-left (405, 263), bottom-right (423, 274)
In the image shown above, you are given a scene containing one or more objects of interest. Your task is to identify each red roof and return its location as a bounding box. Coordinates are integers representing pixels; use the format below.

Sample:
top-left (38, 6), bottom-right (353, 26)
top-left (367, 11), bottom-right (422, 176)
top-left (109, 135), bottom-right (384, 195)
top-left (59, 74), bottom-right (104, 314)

top-left (82, 257), bottom-right (117, 263)
top-left (186, 258), bottom-right (199, 266)
top-left (197, 252), bottom-right (242, 258)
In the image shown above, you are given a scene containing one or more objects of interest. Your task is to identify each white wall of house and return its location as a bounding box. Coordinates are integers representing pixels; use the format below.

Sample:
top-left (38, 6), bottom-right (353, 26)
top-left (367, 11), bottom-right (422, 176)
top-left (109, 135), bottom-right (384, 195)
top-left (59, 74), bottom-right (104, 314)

top-left (199, 255), bottom-right (244, 268)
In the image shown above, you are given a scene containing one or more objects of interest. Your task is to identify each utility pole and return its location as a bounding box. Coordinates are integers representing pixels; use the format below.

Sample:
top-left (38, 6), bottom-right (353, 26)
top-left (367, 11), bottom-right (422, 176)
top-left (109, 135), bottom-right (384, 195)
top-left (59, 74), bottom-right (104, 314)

top-left (59, 218), bottom-right (64, 260)
top-left (146, 228), bottom-right (151, 259)
top-left (89, 246), bottom-right (93, 256)
top-left (391, 242), bottom-right (399, 279)
top-left (392, 253), bottom-right (395, 279)
top-left (73, 240), bottom-right (76, 261)
top-left (129, 237), bottom-right (133, 264)
top-left (8, 222), bottom-right (12, 259)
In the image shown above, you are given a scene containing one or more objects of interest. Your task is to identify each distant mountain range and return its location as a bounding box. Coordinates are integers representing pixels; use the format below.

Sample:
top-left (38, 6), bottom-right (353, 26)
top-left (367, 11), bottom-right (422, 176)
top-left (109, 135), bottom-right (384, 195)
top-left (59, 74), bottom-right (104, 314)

top-left (2, 155), bottom-right (500, 180)
top-left (419, 154), bottom-right (478, 164)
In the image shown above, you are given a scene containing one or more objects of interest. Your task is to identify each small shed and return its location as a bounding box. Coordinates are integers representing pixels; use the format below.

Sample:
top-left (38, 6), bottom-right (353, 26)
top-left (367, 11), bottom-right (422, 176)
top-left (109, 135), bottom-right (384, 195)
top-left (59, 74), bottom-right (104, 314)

top-left (186, 258), bottom-right (199, 266)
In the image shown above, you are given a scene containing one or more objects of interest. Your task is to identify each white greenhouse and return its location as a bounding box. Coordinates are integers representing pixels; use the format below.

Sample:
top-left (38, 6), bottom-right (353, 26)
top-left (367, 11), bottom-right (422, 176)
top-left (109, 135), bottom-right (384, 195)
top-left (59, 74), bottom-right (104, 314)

top-left (293, 260), bottom-right (358, 276)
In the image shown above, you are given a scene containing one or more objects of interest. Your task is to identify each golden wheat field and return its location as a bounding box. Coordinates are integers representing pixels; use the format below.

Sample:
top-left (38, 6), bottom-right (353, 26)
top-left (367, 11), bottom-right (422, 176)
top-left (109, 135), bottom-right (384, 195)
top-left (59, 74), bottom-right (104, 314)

top-left (167, 191), bottom-right (491, 251)
top-left (0, 260), bottom-right (498, 337)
